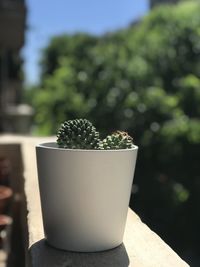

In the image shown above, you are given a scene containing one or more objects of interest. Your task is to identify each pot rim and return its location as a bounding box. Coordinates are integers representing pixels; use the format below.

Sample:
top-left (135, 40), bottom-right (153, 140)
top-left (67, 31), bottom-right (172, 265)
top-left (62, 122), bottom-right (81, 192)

top-left (36, 142), bottom-right (138, 152)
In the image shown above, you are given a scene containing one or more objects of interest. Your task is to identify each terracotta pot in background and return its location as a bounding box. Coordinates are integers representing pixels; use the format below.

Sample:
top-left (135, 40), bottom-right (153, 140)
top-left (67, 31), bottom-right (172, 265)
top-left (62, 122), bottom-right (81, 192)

top-left (0, 215), bottom-right (12, 232)
top-left (0, 186), bottom-right (13, 214)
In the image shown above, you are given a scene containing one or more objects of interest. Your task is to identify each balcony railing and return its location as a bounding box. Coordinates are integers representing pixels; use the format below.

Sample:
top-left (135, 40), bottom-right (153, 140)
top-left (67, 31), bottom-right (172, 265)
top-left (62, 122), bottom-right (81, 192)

top-left (0, 135), bottom-right (189, 267)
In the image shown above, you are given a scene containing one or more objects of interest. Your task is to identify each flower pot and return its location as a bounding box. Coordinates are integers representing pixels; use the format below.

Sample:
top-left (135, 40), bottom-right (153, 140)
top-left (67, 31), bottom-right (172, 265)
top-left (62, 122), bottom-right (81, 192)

top-left (0, 186), bottom-right (13, 214)
top-left (36, 142), bottom-right (138, 252)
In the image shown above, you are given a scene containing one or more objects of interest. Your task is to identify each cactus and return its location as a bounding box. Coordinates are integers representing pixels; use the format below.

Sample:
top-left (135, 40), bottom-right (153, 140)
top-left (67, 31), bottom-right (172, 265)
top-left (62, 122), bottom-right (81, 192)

top-left (57, 119), bottom-right (101, 149)
top-left (57, 118), bottom-right (134, 150)
top-left (101, 131), bottom-right (134, 150)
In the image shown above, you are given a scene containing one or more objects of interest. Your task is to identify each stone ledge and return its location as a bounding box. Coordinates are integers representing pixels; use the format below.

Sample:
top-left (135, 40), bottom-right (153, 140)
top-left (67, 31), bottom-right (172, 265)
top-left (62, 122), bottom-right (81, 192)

top-left (0, 135), bottom-right (189, 267)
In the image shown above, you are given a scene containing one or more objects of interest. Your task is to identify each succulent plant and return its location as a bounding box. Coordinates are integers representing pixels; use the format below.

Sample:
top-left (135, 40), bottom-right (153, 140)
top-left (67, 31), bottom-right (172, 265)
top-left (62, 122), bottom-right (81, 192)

top-left (57, 119), bottom-right (101, 149)
top-left (101, 131), bottom-right (134, 150)
top-left (57, 118), bottom-right (134, 150)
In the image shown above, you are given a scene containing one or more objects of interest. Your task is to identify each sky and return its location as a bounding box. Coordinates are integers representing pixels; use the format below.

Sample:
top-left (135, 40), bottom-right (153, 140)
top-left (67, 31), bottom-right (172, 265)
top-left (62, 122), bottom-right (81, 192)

top-left (23, 0), bottom-right (149, 84)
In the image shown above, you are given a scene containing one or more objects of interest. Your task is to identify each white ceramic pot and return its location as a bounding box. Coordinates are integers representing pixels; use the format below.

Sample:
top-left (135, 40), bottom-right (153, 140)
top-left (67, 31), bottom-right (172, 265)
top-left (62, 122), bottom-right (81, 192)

top-left (36, 142), bottom-right (138, 252)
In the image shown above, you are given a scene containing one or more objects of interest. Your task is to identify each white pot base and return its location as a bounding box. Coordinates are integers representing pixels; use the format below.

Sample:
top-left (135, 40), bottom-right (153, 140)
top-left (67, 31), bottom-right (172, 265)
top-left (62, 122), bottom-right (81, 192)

top-left (46, 238), bottom-right (123, 253)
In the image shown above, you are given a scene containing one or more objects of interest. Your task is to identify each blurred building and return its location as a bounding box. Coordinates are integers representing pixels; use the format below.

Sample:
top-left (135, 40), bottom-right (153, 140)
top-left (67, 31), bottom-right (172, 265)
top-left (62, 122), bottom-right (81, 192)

top-left (150, 0), bottom-right (179, 8)
top-left (0, 0), bottom-right (27, 132)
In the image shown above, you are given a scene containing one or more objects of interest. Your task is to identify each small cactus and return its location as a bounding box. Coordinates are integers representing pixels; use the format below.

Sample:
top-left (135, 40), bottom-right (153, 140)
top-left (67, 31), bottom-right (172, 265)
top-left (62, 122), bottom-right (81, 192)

top-left (57, 119), bottom-right (101, 149)
top-left (101, 131), bottom-right (134, 149)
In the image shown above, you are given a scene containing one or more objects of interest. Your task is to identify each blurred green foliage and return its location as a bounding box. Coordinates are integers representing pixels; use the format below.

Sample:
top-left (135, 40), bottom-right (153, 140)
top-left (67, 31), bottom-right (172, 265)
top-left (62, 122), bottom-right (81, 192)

top-left (26, 1), bottom-right (200, 263)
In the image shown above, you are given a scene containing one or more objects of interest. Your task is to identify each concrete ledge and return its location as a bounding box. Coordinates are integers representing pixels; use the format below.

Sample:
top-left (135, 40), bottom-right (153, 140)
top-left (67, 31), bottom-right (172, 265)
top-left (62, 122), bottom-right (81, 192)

top-left (0, 135), bottom-right (189, 267)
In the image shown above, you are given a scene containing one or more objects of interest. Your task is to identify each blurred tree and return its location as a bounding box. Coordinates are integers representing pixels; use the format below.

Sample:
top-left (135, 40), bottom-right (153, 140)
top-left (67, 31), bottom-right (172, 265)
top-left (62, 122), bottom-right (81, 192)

top-left (40, 33), bottom-right (98, 80)
top-left (27, 1), bottom-right (200, 264)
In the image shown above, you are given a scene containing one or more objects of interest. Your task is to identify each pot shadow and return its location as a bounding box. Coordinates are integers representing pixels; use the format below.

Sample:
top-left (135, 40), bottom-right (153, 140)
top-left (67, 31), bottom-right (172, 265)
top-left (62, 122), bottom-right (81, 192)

top-left (29, 238), bottom-right (130, 267)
